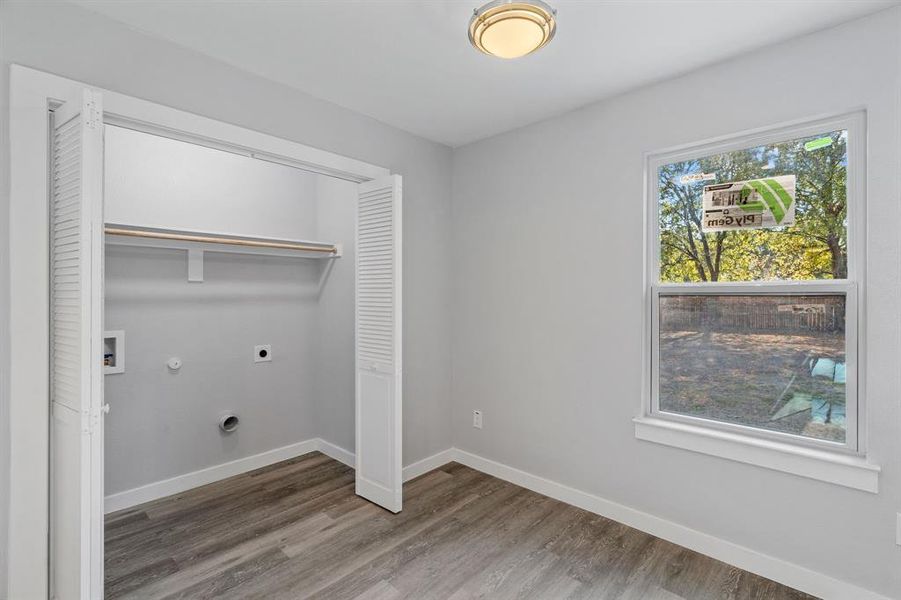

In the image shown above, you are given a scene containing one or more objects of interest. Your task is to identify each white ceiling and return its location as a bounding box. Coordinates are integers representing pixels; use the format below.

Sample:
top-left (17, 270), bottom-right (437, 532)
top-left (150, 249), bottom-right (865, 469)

top-left (73, 0), bottom-right (897, 147)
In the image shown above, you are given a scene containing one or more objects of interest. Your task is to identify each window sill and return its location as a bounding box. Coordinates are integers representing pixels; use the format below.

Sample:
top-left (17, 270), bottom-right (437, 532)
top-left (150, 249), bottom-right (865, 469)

top-left (633, 417), bottom-right (880, 493)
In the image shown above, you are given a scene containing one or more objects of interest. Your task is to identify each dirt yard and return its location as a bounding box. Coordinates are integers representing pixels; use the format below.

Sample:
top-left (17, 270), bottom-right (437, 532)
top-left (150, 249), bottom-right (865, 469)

top-left (658, 329), bottom-right (846, 442)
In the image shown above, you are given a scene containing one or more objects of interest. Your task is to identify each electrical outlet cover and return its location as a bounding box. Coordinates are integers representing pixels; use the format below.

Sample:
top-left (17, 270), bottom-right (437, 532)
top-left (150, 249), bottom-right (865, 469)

top-left (254, 344), bottom-right (272, 363)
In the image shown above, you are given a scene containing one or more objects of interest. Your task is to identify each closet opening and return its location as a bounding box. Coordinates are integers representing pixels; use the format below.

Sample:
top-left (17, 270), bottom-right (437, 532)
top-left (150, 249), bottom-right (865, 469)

top-left (100, 125), bottom-right (361, 596)
top-left (22, 75), bottom-right (404, 599)
top-left (92, 124), bottom-right (400, 598)
top-left (98, 122), bottom-right (400, 595)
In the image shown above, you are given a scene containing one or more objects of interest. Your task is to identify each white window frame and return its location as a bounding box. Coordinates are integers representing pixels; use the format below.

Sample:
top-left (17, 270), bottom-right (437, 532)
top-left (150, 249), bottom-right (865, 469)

top-left (636, 112), bottom-right (880, 493)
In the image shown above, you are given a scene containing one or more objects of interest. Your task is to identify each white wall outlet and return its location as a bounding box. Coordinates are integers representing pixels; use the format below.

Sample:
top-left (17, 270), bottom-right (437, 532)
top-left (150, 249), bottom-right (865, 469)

top-left (254, 344), bottom-right (272, 363)
top-left (473, 410), bottom-right (483, 429)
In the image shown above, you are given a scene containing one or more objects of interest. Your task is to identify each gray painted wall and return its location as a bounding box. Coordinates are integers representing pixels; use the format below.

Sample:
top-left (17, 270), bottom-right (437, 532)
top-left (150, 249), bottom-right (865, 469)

top-left (104, 248), bottom-right (323, 495)
top-left (451, 8), bottom-right (901, 599)
top-left (104, 125), bottom-right (320, 239)
top-left (0, 1), bottom-right (453, 594)
top-left (314, 176), bottom-right (359, 454)
top-left (103, 127), bottom-right (337, 496)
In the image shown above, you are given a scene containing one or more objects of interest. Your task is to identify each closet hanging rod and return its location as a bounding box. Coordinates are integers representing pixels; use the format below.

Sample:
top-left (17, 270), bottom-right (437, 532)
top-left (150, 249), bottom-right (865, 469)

top-left (104, 226), bottom-right (339, 254)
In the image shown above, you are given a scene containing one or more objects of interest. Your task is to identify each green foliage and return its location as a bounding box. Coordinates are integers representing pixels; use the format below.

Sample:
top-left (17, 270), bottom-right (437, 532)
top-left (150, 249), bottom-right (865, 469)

top-left (658, 131), bottom-right (847, 282)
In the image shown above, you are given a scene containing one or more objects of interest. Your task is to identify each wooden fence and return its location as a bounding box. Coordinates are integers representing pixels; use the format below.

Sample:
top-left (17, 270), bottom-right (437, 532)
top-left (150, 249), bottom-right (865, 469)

top-left (660, 296), bottom-right (845, 333)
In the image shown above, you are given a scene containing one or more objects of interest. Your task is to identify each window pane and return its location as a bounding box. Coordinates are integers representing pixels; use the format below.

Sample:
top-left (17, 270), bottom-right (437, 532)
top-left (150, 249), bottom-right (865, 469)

top-left (658, 130), bottom-right (848, 283)
top-left (658, 295), bottom-right (847, 443)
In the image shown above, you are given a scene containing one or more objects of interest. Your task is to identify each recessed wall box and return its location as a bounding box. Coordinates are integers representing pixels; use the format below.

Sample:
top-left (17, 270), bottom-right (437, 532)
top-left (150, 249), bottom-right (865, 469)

top-left (103, 330), bottom-right (125, 375)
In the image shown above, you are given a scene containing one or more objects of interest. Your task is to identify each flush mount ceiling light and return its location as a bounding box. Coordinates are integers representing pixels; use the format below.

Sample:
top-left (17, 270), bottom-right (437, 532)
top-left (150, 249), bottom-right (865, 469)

top-left (469, 0), bottom-right (557, 59)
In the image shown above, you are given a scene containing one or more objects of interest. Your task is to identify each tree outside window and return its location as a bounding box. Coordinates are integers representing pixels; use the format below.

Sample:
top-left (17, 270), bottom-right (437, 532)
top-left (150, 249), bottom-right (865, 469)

top-left (658, 130), bottom-right (847, 283)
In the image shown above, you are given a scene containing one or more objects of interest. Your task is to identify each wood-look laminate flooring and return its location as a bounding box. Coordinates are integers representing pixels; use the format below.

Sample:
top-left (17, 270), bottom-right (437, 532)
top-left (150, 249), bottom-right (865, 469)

top-left (105, 452), bottom-right (817, 599)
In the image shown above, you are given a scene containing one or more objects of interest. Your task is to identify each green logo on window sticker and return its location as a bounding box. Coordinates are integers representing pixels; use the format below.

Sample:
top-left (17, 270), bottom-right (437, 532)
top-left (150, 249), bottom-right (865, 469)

top-left (803, 137), bottom-right (833, 151)
top-left (702, 175), bottom-right (796, 232)
top-left (742, 178), bottom-right (794, 224)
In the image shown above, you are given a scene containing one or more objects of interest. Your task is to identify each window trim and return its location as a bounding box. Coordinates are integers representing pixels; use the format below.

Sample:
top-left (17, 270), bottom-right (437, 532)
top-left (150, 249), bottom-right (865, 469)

top-left (640, 112), bottom-right (871, 480)
top-left (652, 282), bottom-right (858, 454)
top-left (633, 416), bottom-right (879, 493)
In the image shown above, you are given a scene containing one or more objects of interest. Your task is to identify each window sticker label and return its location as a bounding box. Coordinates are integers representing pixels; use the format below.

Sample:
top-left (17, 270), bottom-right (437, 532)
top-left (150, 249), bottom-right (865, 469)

top-left (679, 172), bottom-right (716, 184)
top-left (701, 175), bottom-right (796, 232)
top-left (803, 137), bottom-right (833, 151)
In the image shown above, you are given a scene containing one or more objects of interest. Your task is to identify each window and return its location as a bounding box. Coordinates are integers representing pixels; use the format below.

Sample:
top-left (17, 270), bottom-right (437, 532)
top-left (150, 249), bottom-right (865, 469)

top-left (646, 115), bottom-right (862, 455)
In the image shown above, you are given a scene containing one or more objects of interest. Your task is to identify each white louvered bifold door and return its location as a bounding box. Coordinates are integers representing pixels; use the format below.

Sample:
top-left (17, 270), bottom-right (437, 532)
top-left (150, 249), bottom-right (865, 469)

top-left (355, 175), bottom-right (403, 513)
top-left (50, 89), bottom-right (105, 600)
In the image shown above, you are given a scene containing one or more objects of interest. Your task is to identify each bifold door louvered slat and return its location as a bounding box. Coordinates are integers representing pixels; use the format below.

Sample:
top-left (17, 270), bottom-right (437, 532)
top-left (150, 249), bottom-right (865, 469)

top-left (355, 175), bottom-right (403, 513)
top-left (49, 89), bottom-right (105, 600)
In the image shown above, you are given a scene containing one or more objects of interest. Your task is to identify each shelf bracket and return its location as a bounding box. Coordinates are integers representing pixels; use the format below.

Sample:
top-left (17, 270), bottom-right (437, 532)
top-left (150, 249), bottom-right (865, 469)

top-left (188, 249), bottom-right (204, 283)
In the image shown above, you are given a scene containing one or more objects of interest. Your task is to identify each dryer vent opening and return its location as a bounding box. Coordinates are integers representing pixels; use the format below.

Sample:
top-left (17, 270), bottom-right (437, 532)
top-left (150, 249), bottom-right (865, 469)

top-left (219, 414), bottom-right (239, 433)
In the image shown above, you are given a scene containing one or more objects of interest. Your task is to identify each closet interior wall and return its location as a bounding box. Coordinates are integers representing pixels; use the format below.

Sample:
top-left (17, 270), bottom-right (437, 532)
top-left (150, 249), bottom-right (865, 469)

top-left (103, 125), bottom-right (357, 499)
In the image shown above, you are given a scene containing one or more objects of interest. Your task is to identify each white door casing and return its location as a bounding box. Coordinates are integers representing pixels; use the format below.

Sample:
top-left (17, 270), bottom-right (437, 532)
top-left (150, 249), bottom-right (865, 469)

top-left (355, 175), bottom-right (403, 512)
top-left (49, 88), bottom-right (105, 600)
top-left (9, 65), bottom-right (392, 597)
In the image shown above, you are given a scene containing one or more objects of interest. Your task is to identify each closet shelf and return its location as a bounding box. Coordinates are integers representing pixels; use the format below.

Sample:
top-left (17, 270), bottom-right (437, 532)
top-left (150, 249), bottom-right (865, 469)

top-left (105, 224), bottom-right (342, 258)
top-left (105, 223), bottom-right (342, 283)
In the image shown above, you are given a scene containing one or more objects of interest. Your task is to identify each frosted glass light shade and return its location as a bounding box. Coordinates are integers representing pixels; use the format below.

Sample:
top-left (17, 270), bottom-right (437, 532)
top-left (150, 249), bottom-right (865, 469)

top-left (469, 0), bottom-right (556, 59)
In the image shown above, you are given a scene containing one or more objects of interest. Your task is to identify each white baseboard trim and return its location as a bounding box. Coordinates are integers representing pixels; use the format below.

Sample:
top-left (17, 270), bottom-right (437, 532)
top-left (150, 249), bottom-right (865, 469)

top-left (104, 439), bottom-right (453, 514)
top-left (451, 448), bottom-right (890, 600)
top-left (104, 439), bottom-right (319, 514)
top-left (104, 441), bottom-right (880, 600)
top-left (402, 448), bottom-right (456, 482)
top-left (316, 438), bottom-right (355, 468)
top-left (315, 442), bottom-right (457, 483)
